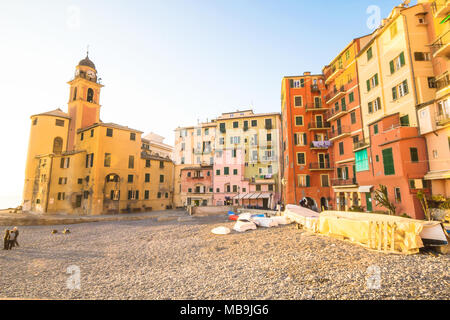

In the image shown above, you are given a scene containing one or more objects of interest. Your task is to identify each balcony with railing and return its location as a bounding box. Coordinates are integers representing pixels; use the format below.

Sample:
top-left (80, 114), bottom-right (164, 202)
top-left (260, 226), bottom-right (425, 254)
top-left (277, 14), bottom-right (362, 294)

top-left (431, 0), bottom-right (450, 18)
top-left (353, 139), bottom-right (370, 151)
top-left (326, 104), bottom-right (348, 121)
top-left (311, 84), bottom-right (321, 93)
top-left (431, 29), bottom-right (450, 58)
top-left (324, 65), bottom-right (344, 85)
top-left (308, 122), bottom-right (331, 130)
top-left (325, 85), bottom-right (346, 104)
top-left (309, 162), bottom-right (333, 171)
top-left (305, 103), bottom-right (327, 112)
top-left (329, 125), bottom-right (351, 141)
top-left (436, 111), bottom-right (450, 126)
top-left (331, 178), bottom-right (357, 187)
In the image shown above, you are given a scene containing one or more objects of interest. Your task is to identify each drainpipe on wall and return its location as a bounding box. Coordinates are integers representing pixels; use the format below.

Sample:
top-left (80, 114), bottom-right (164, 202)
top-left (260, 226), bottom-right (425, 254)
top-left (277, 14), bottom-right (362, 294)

top-left (44, 155), bottom-right (54, 213)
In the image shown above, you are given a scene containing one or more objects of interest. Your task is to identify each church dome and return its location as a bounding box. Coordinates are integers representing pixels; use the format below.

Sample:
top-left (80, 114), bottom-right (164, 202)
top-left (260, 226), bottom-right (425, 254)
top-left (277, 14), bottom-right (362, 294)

top-left (78, 55), bottom-right (96, 70)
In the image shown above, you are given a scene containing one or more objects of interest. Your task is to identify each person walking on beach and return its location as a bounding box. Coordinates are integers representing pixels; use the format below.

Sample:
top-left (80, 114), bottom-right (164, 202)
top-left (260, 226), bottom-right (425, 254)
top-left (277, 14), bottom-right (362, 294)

top-left (9, 227), bottom-right (19, 249)
top-left (3, 229), bottom-right (10, 250)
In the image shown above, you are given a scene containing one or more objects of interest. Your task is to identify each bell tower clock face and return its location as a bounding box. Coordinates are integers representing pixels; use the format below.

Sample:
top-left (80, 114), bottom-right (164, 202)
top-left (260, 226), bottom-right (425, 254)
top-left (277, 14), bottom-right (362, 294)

top-left (87, 70), bottom-right (96, 79)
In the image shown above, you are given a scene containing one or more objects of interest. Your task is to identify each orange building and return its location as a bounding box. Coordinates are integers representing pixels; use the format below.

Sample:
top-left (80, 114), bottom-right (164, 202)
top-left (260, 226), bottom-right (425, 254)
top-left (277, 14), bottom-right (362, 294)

top-left (281, 72), bottom-right (332, 210)
top-left (323, 36), bottom-right (371, 211)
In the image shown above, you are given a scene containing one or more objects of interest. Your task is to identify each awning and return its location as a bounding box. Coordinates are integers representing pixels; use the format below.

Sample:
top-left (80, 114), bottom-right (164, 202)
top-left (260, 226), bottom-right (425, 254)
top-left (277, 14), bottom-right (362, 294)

top-left (424, 170), bottom-right (450, 180)
top-left (258, 193), bottom-right (272, 199)
top-left (243, 193), bottom-right (253, 199)
top-left (237, 193), bottom-right (247, 200)
top-left (358, 186), bottom-right (373, 193)
top-left (333, 188), bottom-right (359, 193)
top-left (250, 193), bottom-right (261, 199)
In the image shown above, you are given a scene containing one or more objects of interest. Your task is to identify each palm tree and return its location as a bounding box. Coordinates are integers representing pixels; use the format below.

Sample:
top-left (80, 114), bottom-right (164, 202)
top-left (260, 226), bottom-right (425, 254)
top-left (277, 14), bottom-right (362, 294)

top-left (374, 185), bottom-right (396, 216)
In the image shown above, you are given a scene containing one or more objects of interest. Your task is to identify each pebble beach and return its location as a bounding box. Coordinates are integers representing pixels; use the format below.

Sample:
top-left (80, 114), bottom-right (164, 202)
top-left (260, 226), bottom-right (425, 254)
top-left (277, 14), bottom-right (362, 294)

top-left (0, 212), bottom-right (448, 300)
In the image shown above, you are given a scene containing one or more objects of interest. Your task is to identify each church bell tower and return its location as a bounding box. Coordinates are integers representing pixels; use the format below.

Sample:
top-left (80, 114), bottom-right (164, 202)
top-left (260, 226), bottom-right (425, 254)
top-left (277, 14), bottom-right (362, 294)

top-left (67, 52), bottom-right (104, 151)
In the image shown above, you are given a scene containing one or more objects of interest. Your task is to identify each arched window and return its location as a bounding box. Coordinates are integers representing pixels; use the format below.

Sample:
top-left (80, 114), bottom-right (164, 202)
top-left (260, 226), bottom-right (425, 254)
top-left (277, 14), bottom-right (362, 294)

top-left (87, 88), bottom-right (94, 103)
top-left (73, 87), bottom-right (77, 101)
top-left (53, 137), bottom-right (63, 154)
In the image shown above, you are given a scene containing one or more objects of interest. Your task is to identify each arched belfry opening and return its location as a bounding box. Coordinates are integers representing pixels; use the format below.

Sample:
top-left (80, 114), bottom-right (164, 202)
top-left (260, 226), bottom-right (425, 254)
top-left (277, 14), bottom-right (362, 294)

top-left (87, 88), bottom-right (94, 103)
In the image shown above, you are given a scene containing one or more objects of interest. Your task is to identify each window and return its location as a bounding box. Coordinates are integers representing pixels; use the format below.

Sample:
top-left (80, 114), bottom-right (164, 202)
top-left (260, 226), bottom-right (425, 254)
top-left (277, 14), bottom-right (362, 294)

top-left (165, 193), bottom-right (169, 198)
top-left (414, 52), bottom-right (431, 61)
top-left (233, 169), bottom-right (238, 175)
top-left (349, 92), bottom-right (354, 103)
top-left (130, 132), bottom-right (136, 141)
top-left (295, 116), bottom-right (304, 126)
top-left (339, 142), bottom-right (344, 155)
top-left (106, 128), bottom-right (113, 137)
top-left (345, 50), bottom-right (350, 60)
top-left (382, 148), bottom-right (395, 175)
top-left (400, 115), bottom-right (410, 126)
top-left (410, 148), bottom-right (419, 163)
top-left (233, 121), bottom-right (239, 128)
top-left (159, 175), bottom-right (164, 183)
top-left (366, 74), bottom-right (379, 92)
top-left (128, 175), bottom-right (133, 183)
top-left (77, 178), bottom-right (83, 184)
top-left (60, 157), bottom-right (70, 169)
top-left (33, 118), bottom-right (38, 125)
top-left (58, 177), bottom-right (68, 185)
top-left (265, 119), bottom-right (272, 129)
top-left (296, 152), bottom-right (306, 165)
top-left (216, 169), bottom-right (220, 176)
top-left (256, 185), bottom-right (261, 192)
top-left (128, 155), bottom-right (134, 169)
top-left (85, 153), bottom-right (94, 168)
top-left (219, 123), bottom-right (226, 133)
top-left (205, 128), bottom-right (209, 135)
top-left (159, 161), bottom-right (164, 169)
top-left (104, 153), bottom-right (111, 167)
top-left (374, 124), bottom-right (379, 135)
top-left (393, 80), bottom-right (409, 100)
top-left (145, 159), bottom-right (151, 168)
top-left (267, 133), bottom-right (272, 142)
top-left (233, 185), bottom-right (238, 192)
top-left (321, 175), bottom-right (330, 187)
top-left (80, 132), bottom-right (84, 141)
top-left (367, 47), bottom-right (373, 61)
top-left (355, 149), bottom-right (369, 172)
top-left (57, 192), bottom-right (65, 200)
top-left (55, 119), bottom-right (65, 127)
top-left (294, 133), bottom-right (307, 146)
top-left (294, 96), bottom-right (303, 107)
top-left (251, 120), bottom-right (257, 127)
top-left (53, 137), bottom-right (63, 154)
top-left (297, 175), bottom-right (309, 187)
top-left (145, 173), bottom-right (150, 183)
top-left (428, 77), bottom-right (437, 88)
top-left (232, 149), bottom-right (237, 158)
top-left (351, 111), bottom-right (356, 124)
top-left (390, 22), bottom-right (398, 39)
top-left (390, 52), bottom-right (405, 74)
top-left (224, 167), bottom-right (229, 175)
top-left (90, 129), bottom-right (94, 137)
top-left (144, 190), bottom-right (149, 200)
top-left (394, 187), bottom-right (401, 203)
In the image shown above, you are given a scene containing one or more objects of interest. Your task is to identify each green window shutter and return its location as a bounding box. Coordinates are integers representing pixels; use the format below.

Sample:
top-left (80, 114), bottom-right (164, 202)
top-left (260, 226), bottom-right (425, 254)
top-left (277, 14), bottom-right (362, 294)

top-left (337, 168), bottom-right (342, 179)
top-left (341, 97), bottom-right (346, 110)
top-left (382, 148), bottom-right (395, 175)
top-left (345, 167), bottom-right (349, 179)
top-left (374, 124), bottom-right (379, 135)
top-left (399, 52), bottom-right (405, 66)
top-left (303, 133), bottom-right (307, 145)
top-left (374, 74), bottom-right (379, 86)
top-left (294, 133), bottom-right (298, 145)
top-left (392, 87), bottom-right (397, 100)
top-left (390, 60), bottom-right (395, 74)
top-left (306, 175), bottom-right (310, 187)
top-left (400, 115), bottom-right (409, 126)
top-left (410, 148), bottom-right (418, 162)
top-left (290, 79), bottom-right (294, 88)
top-left (367, 79), bottom-right (371, 92)
top-left (403, 80), bottom-right (409, 94)
top-left (368, 102), bottom-right (373, 113)
top-left (376, 97), bottom-right (381, 110)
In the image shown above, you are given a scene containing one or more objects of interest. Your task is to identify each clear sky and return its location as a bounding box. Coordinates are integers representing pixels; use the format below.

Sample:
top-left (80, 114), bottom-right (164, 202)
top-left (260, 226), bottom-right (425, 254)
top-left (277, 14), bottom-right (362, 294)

top-left (0, 0), bottom-right (409, 209)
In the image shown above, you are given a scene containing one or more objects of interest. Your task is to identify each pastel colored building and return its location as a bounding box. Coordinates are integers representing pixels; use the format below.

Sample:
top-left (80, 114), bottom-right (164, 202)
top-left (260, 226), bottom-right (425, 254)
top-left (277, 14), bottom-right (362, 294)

top-left (22, 55), bottom-right (174, 215)
top-left (323, 35), bottom-right (371, 211)
top-left (173, 122), bottom-right (216, 207)
top-left (355, 1), bottom-right (438, 218)
top-left (213, 110), bottom-right (282, 209)
top-left (417, 0), bottom-right (450, 197)
top-left (281, 72), bottom-right (332, 210)
top-left (179, 165), bottom-right (214, 206)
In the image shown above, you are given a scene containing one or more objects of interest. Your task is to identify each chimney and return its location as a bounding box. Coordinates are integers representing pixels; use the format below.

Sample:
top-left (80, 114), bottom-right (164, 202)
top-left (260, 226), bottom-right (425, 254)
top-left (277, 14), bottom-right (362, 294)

top-left (303, 72), bottom-right (311, 76)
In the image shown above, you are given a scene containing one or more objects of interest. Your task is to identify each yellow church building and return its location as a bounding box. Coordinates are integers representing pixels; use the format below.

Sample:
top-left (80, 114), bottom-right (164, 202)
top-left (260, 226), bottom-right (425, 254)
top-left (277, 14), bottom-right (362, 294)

top-left (22, 55), bottom-right (174, 215)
